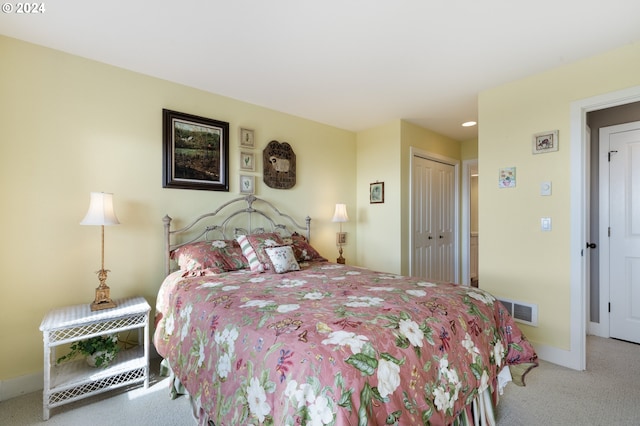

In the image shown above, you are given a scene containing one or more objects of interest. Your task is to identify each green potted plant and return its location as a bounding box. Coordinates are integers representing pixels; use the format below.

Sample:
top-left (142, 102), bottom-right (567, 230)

top-left (57, 334), bottom-right (120, 368)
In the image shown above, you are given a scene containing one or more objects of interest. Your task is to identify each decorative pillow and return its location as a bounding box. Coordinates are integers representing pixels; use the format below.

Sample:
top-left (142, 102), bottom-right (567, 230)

top-left (236, 234), bottom-right (265, 272)
top-left (170, 241), bottom-right (229, 272)
top-left (288, 232), bottom-right (327, 262)
top-left (170, 240), bottom-right (248, 272)
top-left (209, 239), bottom-right (249, 270)
top-left (244, 232), bottom-right (285, 271)
top-left (265, 245), bottom-right (300, 274)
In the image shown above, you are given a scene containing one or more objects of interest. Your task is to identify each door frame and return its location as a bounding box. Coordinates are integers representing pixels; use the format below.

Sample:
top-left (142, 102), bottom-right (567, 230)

top-left (461, 159), bottom-right (478, 286)
top-left (595, 125), bottom-right (613, 338)
top-left (409, 147), bottom-right (460, 282)
top-left (569, 85), bottom-right (640, 370)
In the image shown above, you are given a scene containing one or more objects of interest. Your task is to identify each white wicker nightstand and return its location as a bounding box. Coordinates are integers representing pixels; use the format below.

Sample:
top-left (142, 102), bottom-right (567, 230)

top-left (39, 296), bottom-right (150, 420)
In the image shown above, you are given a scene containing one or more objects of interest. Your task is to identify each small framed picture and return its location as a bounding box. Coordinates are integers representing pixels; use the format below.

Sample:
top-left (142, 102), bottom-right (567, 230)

top-left (499, 167), bottom-right (516, 188)
top-left (240, 128), bottom-right (254, 148)
top-left (239, 174), bottom-right (255, 194)
top-left (240, 151), bottom-right (255, 171)
top-left (370, 182), bottom-right (384, 204)
top-left (532, 130), bottom-right (558, 154)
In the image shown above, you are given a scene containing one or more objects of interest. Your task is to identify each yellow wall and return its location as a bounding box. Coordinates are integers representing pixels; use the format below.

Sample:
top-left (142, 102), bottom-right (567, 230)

top-left (355, 121), bottom-right (402, 273)
top-left (478, 41), bottom-right (640, 350)
top-left (461, 138), bottom-right (478, 160)
top-left (0, 36), bottom-right (357, 383)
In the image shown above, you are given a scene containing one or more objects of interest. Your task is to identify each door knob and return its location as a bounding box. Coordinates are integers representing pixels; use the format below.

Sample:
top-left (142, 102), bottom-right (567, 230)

top-left (586, 242), bottom-right (597, 249)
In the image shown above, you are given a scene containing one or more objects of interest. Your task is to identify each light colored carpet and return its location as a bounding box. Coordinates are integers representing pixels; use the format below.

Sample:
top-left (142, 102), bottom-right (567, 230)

top-left (1, 336), bottom-right (638, 425)
top-left (497, 336), bottom-right (640, 425)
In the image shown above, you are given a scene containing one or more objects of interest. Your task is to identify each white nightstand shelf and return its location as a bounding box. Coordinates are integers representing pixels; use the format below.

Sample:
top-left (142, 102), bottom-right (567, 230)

top-left (39, 297), bottom-right (150, 420)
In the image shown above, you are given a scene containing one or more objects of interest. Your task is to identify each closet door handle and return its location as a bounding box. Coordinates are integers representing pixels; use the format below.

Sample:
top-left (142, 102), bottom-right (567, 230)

top-left (586, 242), bottom-right (597, 249)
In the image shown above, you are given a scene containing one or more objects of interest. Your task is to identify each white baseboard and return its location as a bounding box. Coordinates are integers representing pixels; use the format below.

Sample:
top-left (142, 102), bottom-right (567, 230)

top-left (0, 372), bottom-right (42, 401)
top-left (530, 340), bottom-right (583, 371)
top-left (587, 321), bottom-right (608, 338)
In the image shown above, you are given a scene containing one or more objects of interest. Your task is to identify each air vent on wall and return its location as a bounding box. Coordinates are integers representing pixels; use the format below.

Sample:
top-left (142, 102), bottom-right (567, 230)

top-left (497, 297), bottom-right (538, 327)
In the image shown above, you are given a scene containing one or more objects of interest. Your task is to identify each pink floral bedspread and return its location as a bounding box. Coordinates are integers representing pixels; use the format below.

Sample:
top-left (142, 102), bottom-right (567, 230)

top-left (154, 262), bottom-right (537, 425)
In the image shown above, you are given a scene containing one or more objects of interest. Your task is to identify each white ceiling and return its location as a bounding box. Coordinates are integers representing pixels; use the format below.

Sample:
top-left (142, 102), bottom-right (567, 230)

top-left (2, 1), bottom-right (640, 141)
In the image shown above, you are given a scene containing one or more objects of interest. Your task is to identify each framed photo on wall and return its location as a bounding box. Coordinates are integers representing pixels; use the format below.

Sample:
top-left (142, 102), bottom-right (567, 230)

top-left (162, 109), bottom-right (229, 191)
top-left (370, 182), bottom-right (384, 203)
top-left (532, 130), bottom-right (559, 154)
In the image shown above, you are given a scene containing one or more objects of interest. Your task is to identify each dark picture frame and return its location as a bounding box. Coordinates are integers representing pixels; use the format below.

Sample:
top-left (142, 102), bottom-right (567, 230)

top-left (162, 109), bottom-right (229, 191)
top-left (370, 182), bottom-right (384, 203)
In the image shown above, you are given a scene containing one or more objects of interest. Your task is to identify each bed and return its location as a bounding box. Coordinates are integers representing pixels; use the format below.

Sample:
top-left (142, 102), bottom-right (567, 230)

top-left (154, 195), bottom-right (537, 426)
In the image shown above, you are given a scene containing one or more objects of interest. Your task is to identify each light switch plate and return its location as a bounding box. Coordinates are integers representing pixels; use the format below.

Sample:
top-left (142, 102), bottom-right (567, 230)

top-left (540, 181), bottom-right (552, 196)
top-left (541, 217), bottom-right (552, 231)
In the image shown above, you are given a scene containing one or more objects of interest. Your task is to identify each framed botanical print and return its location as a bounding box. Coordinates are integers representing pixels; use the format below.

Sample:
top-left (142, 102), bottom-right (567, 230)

top-left (240, 128), bottom-right (255, 148)
top-left (240, 151), bottom-right (255, 171)
top-left (239, 174), bottom-right (255, 194)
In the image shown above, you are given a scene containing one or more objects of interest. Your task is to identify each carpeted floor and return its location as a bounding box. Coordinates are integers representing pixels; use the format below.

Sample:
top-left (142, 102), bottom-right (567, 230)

top-left (1, 336), bottom-right (638, 425)
top-left (497, 336), bottom-right (640, 425)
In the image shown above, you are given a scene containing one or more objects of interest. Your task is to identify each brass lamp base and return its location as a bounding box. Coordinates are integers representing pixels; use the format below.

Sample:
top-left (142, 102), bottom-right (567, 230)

top-left (336, 245), bottom-right (345, 264)
top-left (91, 269), bottom-right (117, 311)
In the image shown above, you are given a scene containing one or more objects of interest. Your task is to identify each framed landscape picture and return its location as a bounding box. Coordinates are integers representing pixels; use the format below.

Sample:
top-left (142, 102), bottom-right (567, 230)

top-left (162, 109), bottom-right (229, 191)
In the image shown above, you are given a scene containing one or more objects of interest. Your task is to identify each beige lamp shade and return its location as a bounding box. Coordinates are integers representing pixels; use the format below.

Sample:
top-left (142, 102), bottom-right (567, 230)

top-left (332, 203), bottom-right (349, 223)
top-left (80, 192), bottom-right (120, 226)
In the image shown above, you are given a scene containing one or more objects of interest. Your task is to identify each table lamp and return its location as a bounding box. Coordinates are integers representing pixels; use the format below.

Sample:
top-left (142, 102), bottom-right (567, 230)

top-left (81, 192), bottom-right (120, 311)
top-left (332, 203), bottom-right (349, 264)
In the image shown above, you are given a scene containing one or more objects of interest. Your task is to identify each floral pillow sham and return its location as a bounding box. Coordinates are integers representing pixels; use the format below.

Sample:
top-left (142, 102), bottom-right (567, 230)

top-left (170, 240), bottom-right (248, 272)
top-left (285, 232), bottom-right (327, 262)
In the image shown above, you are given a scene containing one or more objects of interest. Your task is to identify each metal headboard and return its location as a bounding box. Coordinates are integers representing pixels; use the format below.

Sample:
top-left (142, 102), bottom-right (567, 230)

top-left (163, 195), bottom-right (311, 276)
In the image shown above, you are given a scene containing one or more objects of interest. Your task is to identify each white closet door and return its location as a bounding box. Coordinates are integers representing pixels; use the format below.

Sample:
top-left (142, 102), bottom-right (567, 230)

top-left (412, 156), bottom-right (455, 281)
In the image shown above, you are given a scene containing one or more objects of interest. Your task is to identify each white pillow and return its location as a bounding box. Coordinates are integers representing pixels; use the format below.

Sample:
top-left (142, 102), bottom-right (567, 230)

top-left (265, 245), bottom-right (300, 274)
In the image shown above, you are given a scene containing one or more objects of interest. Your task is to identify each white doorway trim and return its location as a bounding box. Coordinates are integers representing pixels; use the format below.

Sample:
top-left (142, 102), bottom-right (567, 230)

top-left (568, 85), bottom-right (640, 371)
top-left (409, 147), bottom-right (460, 282)
top-left (461, 159), bottom-right (478, 286)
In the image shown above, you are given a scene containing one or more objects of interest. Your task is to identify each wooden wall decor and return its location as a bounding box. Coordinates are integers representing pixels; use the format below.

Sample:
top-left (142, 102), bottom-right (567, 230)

top-left (263, 140), bottom-right (296, 189)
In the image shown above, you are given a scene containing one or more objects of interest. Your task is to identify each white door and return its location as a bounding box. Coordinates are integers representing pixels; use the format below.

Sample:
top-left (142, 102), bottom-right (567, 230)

top-left (412, 156), bottom-right (455, 281)
top-left (604, 122), bottom-right (640, 343)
